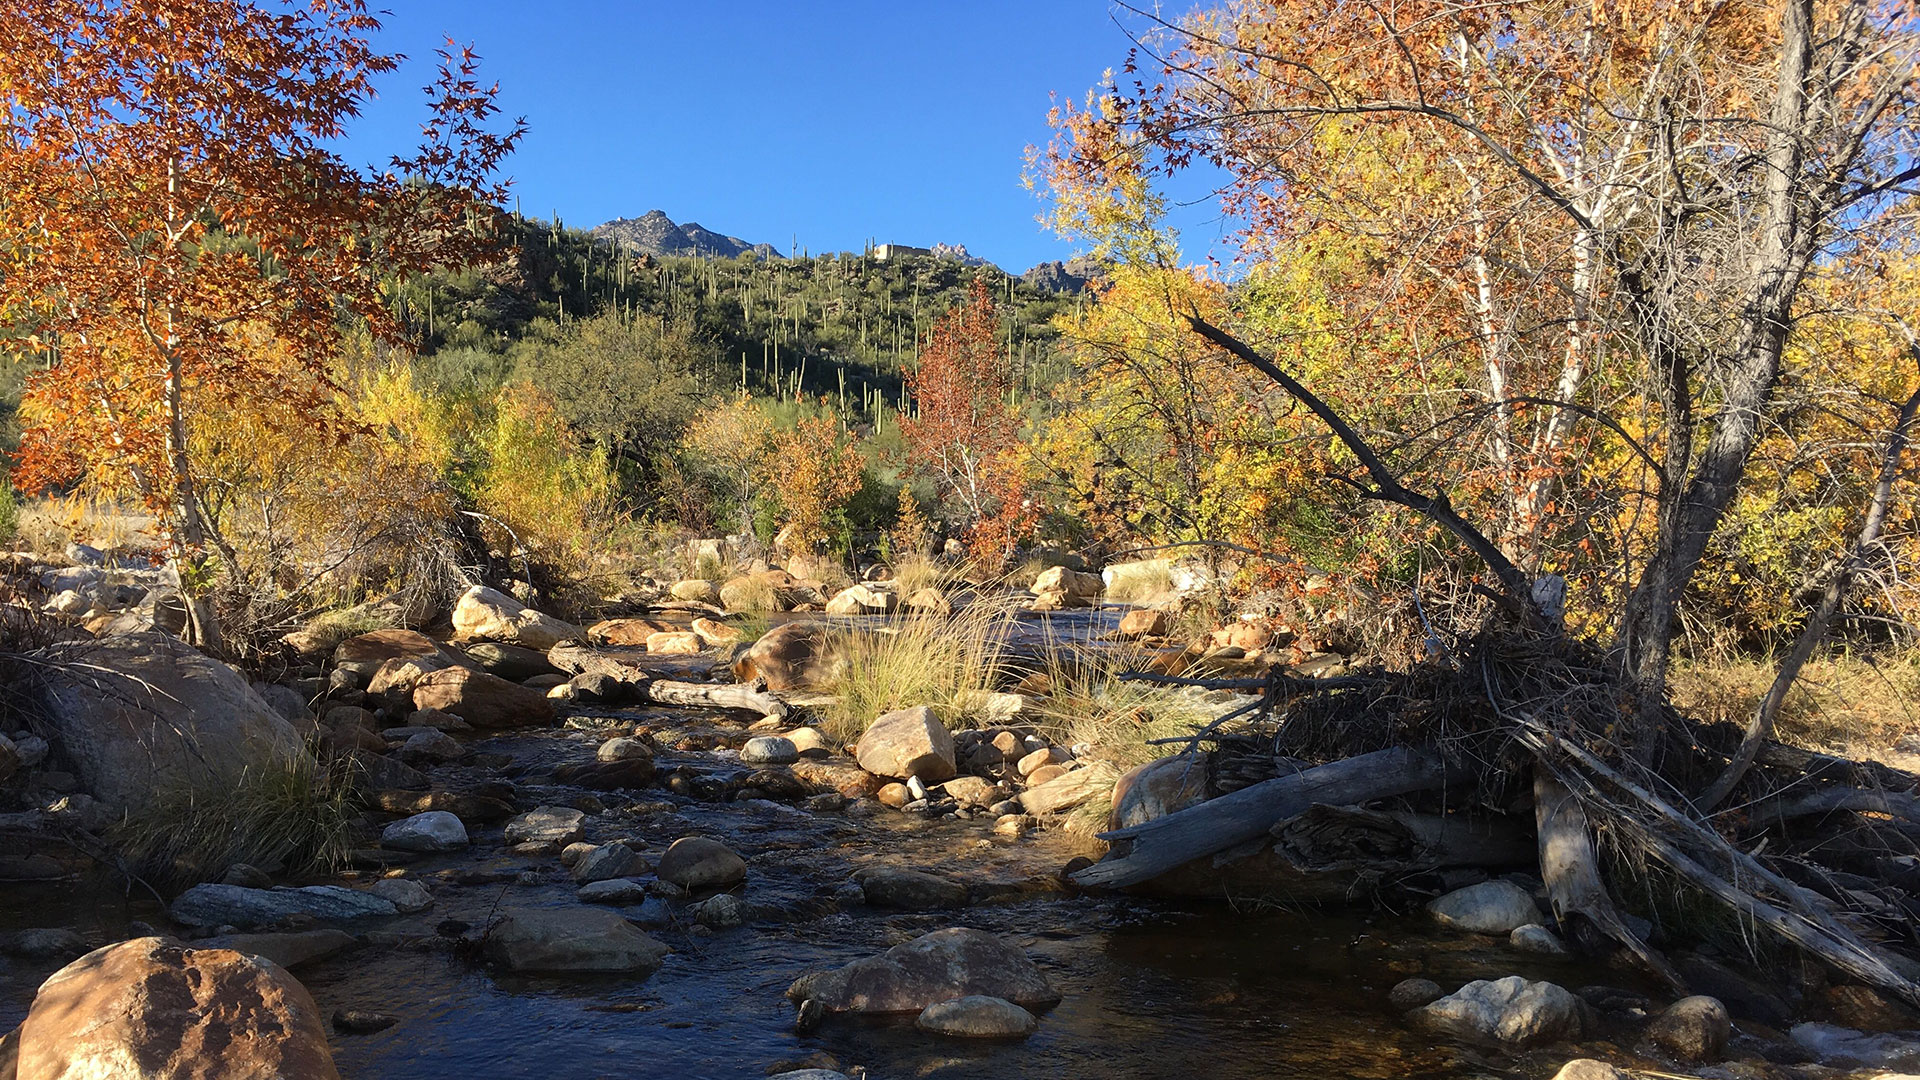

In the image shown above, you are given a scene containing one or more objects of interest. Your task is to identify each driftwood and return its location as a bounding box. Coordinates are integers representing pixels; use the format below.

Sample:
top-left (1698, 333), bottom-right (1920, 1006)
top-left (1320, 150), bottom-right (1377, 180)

top-left (1535, 772), bottom-right (1683, 990)
top-left (1750, 786), bottom-right (1920, 826)
top-left (1071, 747), bottom-right (1449, 889)
top-left (644, 678), bottom-right (787, 719)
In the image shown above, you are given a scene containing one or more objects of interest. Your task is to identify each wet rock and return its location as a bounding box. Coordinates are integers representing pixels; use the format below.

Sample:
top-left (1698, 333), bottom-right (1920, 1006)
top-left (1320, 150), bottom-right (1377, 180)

top-left (790, 759), bottom-right (883, 798)
top-left (1411, 976), bottom-right (1585, 1048)
top-left (1108, 754), bottom-right (1209, 829)
top-left (170, 884), bottom-right (398, 930)
top-left (571, 843), bottom-right (642, 884)
top-left (463, 641), bottom-right (559, 682)
top-left (804, 792), bottom-right (846, 812)
top-left (1646, 995), bottom-right (1731, 1062)
top-left (645, 630), bottom-right (704, 655)
top-left (656, 836), bottom-right (746, 891)
top-left (742, 736), bottom-right (800, 765)
top-left (1510, 923), bottom-right (1570, 955)
top-left (29, 632), bottom-right (308, 816)
top-left (565, 671), bottom-right (642, 706)
top-left (691, 893), bottom-right (747, 929)
top-left (0, 928), bottom-right (90, 962)
top-left (1018, 765), bottom-right (1114, 815)
top-left (367, 878), bottom-right (434, 914)
top-left (786, 927), bottom-right (1061, 1015)
top-left (597, 736), bottom-right (654, 762)
top-left (553, 757), bottom-right (657, 790)
top-left (1389, 977), bottom-right (1445, 1009)
top-left (381, 811), bottom-right (468, 853)
top-left (915, 995), bottom-right (1038, 1038)
top-left (332, 1008), bottom-right (397, 1034)
top-left (451, 585), bottom-right (581, 650)
top-left (17, 937), bottom-right (341, 1080)
top-left (731, 622), bottom-right (841, 690)
top-left (578, 878), bottom-right (648, 905)
top-left (484, 908), bottom-right (669, 974)
top-left (1032, 565), bottom-right (1103, 599)
top-left (855, 705), bottom-right (956, 782)
top-left (395, 729), bottom-right (465, 764)
top-left (369, 788), bottom-right (513, 824)
top-left (1824, 984), bottom-right (1920, 1032)
top-left (409, 666), bottom-right (557, 729)
top-left (1427, 880), bottom-right (1542, 934)
top-left (504, 806), bottom-right (587, 846)
top-left (854, 866), bottom-right (968, 910)
top-left (560, 842), bottom-right (596, 867)
top-left (203, 929), bottom-right (357, 970)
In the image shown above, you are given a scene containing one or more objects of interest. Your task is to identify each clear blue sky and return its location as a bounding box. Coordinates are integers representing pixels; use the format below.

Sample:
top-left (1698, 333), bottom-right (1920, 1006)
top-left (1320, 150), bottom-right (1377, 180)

top-left (333, 1), bottom-right (1228, 271)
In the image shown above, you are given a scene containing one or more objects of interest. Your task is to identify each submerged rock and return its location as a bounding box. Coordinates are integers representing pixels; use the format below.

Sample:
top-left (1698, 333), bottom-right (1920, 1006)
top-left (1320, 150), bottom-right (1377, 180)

top-left (17, 937), bottom-right (341, 1080)
top-left (854, 866), bottom-right (968, 910)
top-left (786, 927), bottom-right (1061, 1015)
top-left (484, 908), bottom-right (668, 974)
top-left (170, 884), bottom-right (398, 930)
top-left (367, 878), bottom-right (434, 914)
top-left (914, 995), bottom-right (1038, 1038)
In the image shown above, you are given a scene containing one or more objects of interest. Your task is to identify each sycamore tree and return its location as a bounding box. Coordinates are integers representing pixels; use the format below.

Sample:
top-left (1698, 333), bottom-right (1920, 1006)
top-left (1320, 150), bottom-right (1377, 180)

top-left (0, 0), bottom-right (522, 646)
top-left (1047, 0), bottom-right (1920, 757)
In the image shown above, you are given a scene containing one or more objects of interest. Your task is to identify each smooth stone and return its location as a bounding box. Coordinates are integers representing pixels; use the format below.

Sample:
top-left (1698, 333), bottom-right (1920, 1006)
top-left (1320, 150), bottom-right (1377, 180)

top-left (503, 805), bottom-right (587, 846)
top-left (367, 878), bottom-right (434, 913)
top-left (1510, 923), bottom-right (1570, 955)
top-left (853, 866), bottom-right (967, 910)
top-left (202, 929), bottom-right (357, 970)
top-left (571, 843), bottom-right (643, 884)
top-left (741, 736), bottom-right (800, 765)
top-left (1646, 995), bottom-right (1731, 1062)
top-left (1389, 977), bottom-right (1445, 1009)
top-left (786, 927), bottom-right (1060, 1014)
top-left (578, 878), bottom-right (649, 904)
top-left (380, 811), bottom-right (468, 853)
top-left (914, 995), bottom-right (1038, 1038)
top-left (1412, 976), bottom-right (1584, 1048)
top-left (1427, 880), bottom-right (1543, 934)
top-left (170, 884), bottom-right (397, 931)
top-left (483, 908), bottom-right (668, 974)
top-left (656, 836), bottom-right (746, 891)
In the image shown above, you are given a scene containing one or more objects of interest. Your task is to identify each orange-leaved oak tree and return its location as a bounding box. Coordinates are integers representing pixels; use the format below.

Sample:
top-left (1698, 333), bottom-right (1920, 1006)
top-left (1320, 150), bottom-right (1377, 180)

top-left (0, 0), bottom-right (523, 646)
top-left (900, 277), bottom-right (1034, 565)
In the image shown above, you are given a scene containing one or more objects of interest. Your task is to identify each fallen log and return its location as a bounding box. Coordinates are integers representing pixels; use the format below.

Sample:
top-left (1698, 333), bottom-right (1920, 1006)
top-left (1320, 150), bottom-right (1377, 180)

top-left (1535, 772), bottom-right (1683, 990)
top-left (645, 678), bottom-right (787, 720)
top-left (1750, 786), bottom-right (1920, 827)
top-left (1071, 747), bottom-right (1449, 890)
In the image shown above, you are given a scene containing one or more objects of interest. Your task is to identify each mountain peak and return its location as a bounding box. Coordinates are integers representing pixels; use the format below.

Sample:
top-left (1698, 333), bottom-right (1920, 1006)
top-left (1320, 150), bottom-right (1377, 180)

top-left (589, 210), bottom-right (777, 260)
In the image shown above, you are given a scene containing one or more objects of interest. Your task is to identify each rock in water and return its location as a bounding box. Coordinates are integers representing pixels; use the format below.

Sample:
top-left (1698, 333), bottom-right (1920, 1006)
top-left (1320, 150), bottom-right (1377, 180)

top-left (17, 937), bottom-right (341, 1079)
top-left (656, 836), bottom-right (747, 891)
top-left (170, 884), bottom-right (399, 930)
top-left (1646, 995), bottom-right (1730, 1062)
top-left (1412, 975), bottom-right (1585, 1048)
top-left (741, 736), bottom-right (800, 765)
top-left (570, 843), bottom-right (642, 884)
top-left (367, 878), bottom-right (434, 913)
top-left (504, 805), bottom-right (587, 846)
top-left (731, 622), bottom-right (841, 690)
top-left (1551, 1062), bottom-right (1628, 1080)
top-left (200, 929), bottom-right (358, 971)
top-left (786, 927), bottom-right (1060, 1014)
top-left (854, 866), bottom-right (968, 910)
top-left (462, 641), bottom-right (558, 682)
top-left (855, 706), bottom-right (956, 782)
top-left (450, 585), bottom-right (581, 650)
top-left (1427, 880), bottom-right (1543, 934)
top-left (484, 909), bottom-right (669, 974)
top-left (380, 811), bottom-right (468, 853)
top-left (28, 633), bottom-right (308, 816)
top-left (915, 995), bottom-right (1039, 1038)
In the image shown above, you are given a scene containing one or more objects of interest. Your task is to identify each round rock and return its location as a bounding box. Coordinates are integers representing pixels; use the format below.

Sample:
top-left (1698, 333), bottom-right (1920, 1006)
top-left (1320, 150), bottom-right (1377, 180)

top-left (380, 811), bottom-right (468, 853)
top-left (741, 736), bottom-right (800, 765)
top-left (656, 836), bottom-right (747, 891)
top-left (914, 995), bottom-right (1039, 1038)
top-left (1427, 880), bottom-right (1542, 934)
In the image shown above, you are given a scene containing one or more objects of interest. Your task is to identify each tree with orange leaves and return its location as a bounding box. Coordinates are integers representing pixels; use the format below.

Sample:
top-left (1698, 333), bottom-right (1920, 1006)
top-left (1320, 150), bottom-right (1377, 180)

top-left (900, 277), bottom-right (1034, 564)
top-left (0, 1), bottom-right (522, 646)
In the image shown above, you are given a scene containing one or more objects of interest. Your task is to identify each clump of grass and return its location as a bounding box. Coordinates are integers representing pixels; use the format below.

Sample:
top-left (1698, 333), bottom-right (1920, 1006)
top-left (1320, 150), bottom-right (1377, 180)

top-left (889, 554), bottom-right (960, 596)
top-left (0, 477), bottom-right (17, 548)
top-left (720, 574), bottom-right (782, 613)
top-left (823, 598), bottom-right (1017, 742)
top-left (1670, 652), bottom-right (1920, 764)
top-left (112, 752), bottom-right (358, 887)
top-left (692, 552), bottom-right (726, 583)
top-left (298, 604), bottom-right (402, 654)
top-left (1100, 559), bottom-right (1173, 604)
top-left (1038, 653), bottom-right (1227, 772)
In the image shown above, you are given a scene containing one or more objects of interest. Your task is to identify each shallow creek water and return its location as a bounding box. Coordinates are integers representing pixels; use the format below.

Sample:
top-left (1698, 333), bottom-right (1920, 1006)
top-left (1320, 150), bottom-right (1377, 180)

top-left (0, 610), bottom-right (1717, 1079)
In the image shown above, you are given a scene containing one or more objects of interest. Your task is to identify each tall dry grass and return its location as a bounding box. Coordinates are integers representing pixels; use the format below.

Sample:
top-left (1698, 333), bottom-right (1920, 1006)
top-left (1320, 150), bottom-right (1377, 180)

top-left (111, 752), bottom-right (358, 886)
top-left (822, 596), bottom-right (1020, 742)
top-left (1670, 652), bottom-right (1920, 764)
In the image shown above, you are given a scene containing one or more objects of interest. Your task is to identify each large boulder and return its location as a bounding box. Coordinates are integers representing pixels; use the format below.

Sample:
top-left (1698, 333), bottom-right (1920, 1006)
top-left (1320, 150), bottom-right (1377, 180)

top-left (28, 633), bottom-right (307, 816)
top-left (786, 927), bottom-right (1060, 1014)
top-left (1427, 880), bottom-right (1543, 934)
top-left (169, 884), bottom-right (398, 931)
top-left (855, 706), bottom-right (956, 782)
top-left (333, 629), bottom-right (466, 679)
top-left (1411, 976), bottom-right (1585, 1048)
top-left (731, 621), bottom-right (843, 690)
top-left (409, 666), bottom-right (556, 729)
top-left (17, 938), bottom-right (341, 1080)
top-left (483, 908), bottom-right (669, 974)
top-left (656, 836), bottom-right (747, 891)
top-left (450, 586), bottom-right (581, 650)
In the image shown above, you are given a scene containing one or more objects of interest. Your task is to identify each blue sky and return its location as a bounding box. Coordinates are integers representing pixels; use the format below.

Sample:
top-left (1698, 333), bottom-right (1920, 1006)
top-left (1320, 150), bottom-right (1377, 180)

top-left (333, 1), bottom-right (1228, 271)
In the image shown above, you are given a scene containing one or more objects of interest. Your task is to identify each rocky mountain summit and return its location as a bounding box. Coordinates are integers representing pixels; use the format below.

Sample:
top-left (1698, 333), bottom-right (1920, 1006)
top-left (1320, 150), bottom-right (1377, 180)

top-left (590, 210), bottom-right (778, 259)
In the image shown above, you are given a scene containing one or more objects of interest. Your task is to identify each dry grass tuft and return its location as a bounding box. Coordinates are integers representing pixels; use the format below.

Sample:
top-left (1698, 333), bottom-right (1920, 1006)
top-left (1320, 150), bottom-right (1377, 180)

top-left (822, 597), bottom-right (1018, 743)
top-left (112, 751), bottom-right (358, 887)
top-left (1670, 653), bottom-right (1920, 764)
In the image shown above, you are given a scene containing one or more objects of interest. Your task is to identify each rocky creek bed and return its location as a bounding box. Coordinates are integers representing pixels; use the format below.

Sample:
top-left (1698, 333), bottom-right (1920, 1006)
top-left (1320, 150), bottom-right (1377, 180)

top-left (0, 706), bottom-right (1907, 1080)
